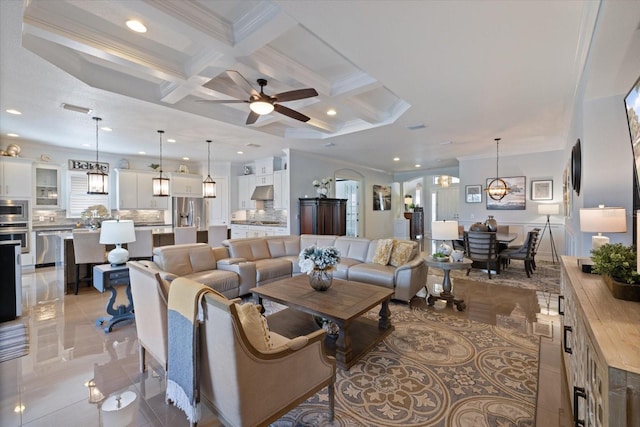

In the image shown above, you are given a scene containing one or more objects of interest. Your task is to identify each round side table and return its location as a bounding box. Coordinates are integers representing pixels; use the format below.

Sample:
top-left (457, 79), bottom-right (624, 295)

top-left (424, 257), bottom-right (472, 311)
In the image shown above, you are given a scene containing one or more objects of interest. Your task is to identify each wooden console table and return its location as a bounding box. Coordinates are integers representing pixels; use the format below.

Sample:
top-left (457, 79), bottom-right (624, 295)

top-left (560, 256), bottom-right (640, 426)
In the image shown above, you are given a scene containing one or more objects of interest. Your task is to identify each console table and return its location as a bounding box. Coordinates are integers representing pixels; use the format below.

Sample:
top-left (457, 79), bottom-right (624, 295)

top-left (93, 264), bottom-right (134, 333)
top-left (560, 256), bottom-right (640, 426)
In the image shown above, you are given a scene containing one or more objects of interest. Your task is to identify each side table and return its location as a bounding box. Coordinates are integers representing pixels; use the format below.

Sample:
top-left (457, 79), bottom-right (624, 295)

top-left (93, 264), bottom-right (134, 333)
top-left (424, 257), bottom-right (472, 311)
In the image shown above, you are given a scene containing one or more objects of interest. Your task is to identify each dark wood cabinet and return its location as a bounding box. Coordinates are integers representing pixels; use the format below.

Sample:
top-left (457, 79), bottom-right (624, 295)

top-left (299, 198), bottom-right (347, 235)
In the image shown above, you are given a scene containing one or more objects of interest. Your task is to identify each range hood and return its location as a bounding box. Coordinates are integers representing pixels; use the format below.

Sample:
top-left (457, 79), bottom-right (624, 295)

top-left (251, 185), bottom-right (274, 200)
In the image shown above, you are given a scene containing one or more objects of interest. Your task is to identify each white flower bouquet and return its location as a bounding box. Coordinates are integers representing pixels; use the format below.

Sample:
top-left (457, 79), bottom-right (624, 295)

top-left (312, 177), bottom-right (332, 197)
top-left (298, 245), bottom-right (341, 274)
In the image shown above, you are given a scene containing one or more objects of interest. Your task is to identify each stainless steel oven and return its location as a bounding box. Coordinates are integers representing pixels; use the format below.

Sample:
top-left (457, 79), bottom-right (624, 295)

top-left (0, 199), bottom-right (30, 223)
top-left (0, 223), bottom-right (29, 253)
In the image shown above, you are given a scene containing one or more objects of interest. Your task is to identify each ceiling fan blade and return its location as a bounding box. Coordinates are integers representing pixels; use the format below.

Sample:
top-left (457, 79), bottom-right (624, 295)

top-left (246, 110), bottom-right (260, 125)
top-left (274, 104), bottom-right (311, 122)
top-left (226, 70), bottom-right (259, 97)
top-left (274, 88), bottom-right (318, 102)
top-left (196, 99), bottom-right (248, 104)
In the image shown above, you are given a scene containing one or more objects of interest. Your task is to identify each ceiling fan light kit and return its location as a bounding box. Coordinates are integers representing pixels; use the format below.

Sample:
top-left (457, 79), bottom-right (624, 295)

top-left (485, 137), bottom-right (511, 201)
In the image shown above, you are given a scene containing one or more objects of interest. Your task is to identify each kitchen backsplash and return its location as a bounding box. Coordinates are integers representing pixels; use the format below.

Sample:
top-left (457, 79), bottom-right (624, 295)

top-left (32, 209), bottom-right (167, 227)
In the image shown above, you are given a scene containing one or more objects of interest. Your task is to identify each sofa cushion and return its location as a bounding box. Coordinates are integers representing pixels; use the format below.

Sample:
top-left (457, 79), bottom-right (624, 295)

top-left (335, 258), bottom-right (362, 279)
top-left (300, 234), bottom-right (337, 250)
top-left (228, 239), bottom-right (272, 261)
top-left (348, 263), bottom-right (395, 289)
top-left (184, 270), bottom-right (239, 296)
top-left (155, 248), bottom-right (193, 276)
top-left (254, 259), bottom-right (292, 284)
top-left (189, 246), bottom-right (217, 272)
top-left (279, 255), bottom-right (303, 275)
top-left (334, 237), bottom-right (371, 263)
top-left (235, 302), bottom-right (272, 351)
top-left (266, 236), bottom-right (300, 258)
top-left (389, 240), bottom-right (415, 267)
top-left (372, 239), bottom-right (394, 265)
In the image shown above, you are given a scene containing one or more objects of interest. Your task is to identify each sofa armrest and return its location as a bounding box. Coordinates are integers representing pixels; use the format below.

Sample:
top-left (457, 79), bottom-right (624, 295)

top-left (159, 271), bottom-right (179, 283)
top-left (394, 256), bottom-right (424, 274)
top-left (217, 257), bottom-right (247, 266)
top-left (218, 261), bottom-right (257, 296)
top-left (392, 257), bottom-right (428, 303)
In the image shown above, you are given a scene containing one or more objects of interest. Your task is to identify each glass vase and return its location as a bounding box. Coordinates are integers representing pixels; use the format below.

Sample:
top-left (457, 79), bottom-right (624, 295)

top-left (309, 269), bottom-right (333, 291)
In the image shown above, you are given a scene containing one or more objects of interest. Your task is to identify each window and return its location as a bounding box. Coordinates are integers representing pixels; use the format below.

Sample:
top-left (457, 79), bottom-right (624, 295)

top-left (66, 171), bottom-right (109, 217)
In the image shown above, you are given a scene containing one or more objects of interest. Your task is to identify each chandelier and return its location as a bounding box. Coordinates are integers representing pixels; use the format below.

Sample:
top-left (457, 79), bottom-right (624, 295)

top-left (485, 137), bottom-right (510, 201)
top-left (203, 139), bottom-right (216, 198)
top-left (152, 130), bottom-right (170, 197)
top-left (87, 116), bottom-right (108, 195)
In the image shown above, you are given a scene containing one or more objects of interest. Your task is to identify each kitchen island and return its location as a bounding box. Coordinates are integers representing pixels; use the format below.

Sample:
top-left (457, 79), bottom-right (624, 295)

top-left (54, 227), bottom-right (208, 295)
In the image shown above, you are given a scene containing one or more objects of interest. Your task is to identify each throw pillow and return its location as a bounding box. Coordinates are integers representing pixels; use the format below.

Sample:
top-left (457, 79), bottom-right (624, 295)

top-left (372, 239), bottom-right (394, 265)
top-left (389, 241), bottom-right (414, 267)
top-left (235, 303), bottom-right (273, 352)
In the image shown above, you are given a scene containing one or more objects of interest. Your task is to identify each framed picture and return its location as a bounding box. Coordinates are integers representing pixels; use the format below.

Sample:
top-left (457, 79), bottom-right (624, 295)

top-left (486, 176), bottom-right (526, 210)
top-left (531, 180), bottom-right (553, 200)
top-left (372, 184), bottom-right (391, 211)
top-left (465, 185), bottom-right (482, 203)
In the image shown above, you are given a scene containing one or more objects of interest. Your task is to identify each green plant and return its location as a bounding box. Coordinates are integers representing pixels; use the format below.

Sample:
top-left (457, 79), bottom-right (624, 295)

top-left (591, 243), bottom-right (640, 285)
top-left (149, 163), bottom-right (160, 170)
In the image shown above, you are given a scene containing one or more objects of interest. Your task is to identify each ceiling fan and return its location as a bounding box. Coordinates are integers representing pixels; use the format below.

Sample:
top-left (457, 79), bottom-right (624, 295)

top-left (199, 70), bottom-right (318, 125)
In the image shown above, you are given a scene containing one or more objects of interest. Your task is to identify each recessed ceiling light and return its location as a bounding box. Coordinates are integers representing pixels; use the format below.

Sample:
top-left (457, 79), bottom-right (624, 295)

top-left (407, 123), bottom-right (426, 131)
top-left (393, 157), bottom-right (400, 162)
top-left (82, 143), bottom-right (91, 147)
top-left (326, 109), bottom-right (337, 116)
top-left (13, 405), bottom-right (25, 414)
top-left (324, 142), bottom-right (335, 147)
top-left (61, 103), bottom-right (92, 114)
top-left (6, 109), bottom-right (21, 115)
top-left (245, 143), bottom-right (261, 148)
top-left (415, 164), bottom-right (421, 168)
top-left (237, 151), bottom-right (244, 155)
top-left (7, 133), bottom-right (19, 137)
top-left (167, 138), bottom-right (176, 143)
top-left (126, 20), bottom-right (147, 33)
top-left (440, 141), bottom-right (452, 145)
top-left (182, 157), bottom-right (189, 161)
top-left (138, 151), bottom-right (146, 155)
top-left (101, 126), bottom-right (112, 132)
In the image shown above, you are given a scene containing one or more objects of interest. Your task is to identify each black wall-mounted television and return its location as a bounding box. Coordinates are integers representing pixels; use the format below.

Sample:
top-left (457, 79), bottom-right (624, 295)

top-left (624, 76), bottom-right (640, 205)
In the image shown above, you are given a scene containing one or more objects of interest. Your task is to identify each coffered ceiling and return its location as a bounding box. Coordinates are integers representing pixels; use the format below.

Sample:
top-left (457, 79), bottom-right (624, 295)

top-left (1, 0), bottom-right (636, 173)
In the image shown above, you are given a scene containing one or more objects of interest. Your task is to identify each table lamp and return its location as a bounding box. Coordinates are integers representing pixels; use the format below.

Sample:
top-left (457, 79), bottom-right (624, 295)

top-left (579, 205), bottom-right (627, 250)
top-left (431, 220), bottom-right (459, 255)
top-left (100, 220), bottom-right (136, 265)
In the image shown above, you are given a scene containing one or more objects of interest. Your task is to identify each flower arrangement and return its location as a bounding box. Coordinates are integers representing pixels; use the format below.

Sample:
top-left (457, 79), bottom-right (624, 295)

top-left (80, 204), bottom-right (112, 229)
top-left (313, 177), bottom-right (332, 197)
top-left (298, 245), bottom-right (341, 274)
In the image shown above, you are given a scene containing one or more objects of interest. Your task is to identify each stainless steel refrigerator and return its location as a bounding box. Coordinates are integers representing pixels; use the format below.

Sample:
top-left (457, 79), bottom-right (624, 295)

top-left (172, 197), bottom-right (205, 228)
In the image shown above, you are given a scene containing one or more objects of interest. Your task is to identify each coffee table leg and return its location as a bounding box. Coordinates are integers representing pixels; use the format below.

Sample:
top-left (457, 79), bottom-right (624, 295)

top-left (335, 321), bottom-right (351, 367)
top-left (379, 298), bottom-right (391, 329)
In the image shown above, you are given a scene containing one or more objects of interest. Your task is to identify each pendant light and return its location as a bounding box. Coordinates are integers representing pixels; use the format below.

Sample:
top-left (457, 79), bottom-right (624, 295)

top-left (152, 130), bottom-right (170, 197)
top-left (485, 137), bottom-right (510, 201)
top-left (87, 117), bottom-right (108, 194)
top-left (203, 139), bottom-right (216, 198)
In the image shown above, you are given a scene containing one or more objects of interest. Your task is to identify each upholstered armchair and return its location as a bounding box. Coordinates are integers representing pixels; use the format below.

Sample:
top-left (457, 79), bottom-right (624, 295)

top-left (198, 290), bottom-right (336, 426)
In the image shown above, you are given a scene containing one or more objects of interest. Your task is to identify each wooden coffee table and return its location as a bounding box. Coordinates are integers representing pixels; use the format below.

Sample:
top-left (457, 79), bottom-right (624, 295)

top-left (251, 275), bottom-right (394, 369)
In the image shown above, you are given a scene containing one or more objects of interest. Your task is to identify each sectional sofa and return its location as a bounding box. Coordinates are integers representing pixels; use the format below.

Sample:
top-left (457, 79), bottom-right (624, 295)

top-left (137, 234), bottom-right (428, 303)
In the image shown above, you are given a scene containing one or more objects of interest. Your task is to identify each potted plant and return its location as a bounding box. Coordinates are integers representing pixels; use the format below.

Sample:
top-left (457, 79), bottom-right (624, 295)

top-left (590, 243), bottom-right (640, 301)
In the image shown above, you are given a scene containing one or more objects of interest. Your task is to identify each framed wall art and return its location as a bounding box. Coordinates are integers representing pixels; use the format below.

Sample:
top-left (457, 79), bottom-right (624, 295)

top-left (531, 180), bottom-right (553, 200)
top-left (372, 184), bottom-right (391, 211)
top-left (486, 176), bottom-right (526, 210)
top-left (465, 185), bottom-right (482, 203)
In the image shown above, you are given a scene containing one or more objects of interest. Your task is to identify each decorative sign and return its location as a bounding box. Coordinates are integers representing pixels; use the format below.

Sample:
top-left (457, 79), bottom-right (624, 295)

top-left (68, 160), bottom-right (109, 173)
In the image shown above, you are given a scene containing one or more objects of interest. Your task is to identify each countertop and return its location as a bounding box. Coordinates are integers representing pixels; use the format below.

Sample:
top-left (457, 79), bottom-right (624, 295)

top-left (42, 226), bottom-right (209, 238)
top-left (230, 221), bottom-right (286, 227)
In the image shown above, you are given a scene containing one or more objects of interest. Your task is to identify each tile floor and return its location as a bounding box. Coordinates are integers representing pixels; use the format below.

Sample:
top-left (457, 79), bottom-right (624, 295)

top-left (0, 266), bottom-right (571, 426)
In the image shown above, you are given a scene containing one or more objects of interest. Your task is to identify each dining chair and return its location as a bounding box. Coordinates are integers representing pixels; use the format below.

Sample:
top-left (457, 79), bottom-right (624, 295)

top-left (463, 231), bottom-right (500, 279)
top-left (127, 229), bottom-right (153, 260)
top-left (72, 229), bottom-right (106, 295)
top-left (207, 225), bottom-right (228, 248)
top-left (173, 226), bottom-right (197, 245)
top-left (499, 229), bottom-right (540, 277)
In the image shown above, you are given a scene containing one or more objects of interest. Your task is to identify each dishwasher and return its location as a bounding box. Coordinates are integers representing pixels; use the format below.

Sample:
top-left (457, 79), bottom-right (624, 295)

top-left (36, 228), bottom-right (70, 267)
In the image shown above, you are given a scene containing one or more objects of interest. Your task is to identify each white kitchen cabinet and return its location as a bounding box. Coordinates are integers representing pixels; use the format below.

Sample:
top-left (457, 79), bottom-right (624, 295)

top-left (206, 176), bottom-right (229, 226)
top-left (169, 173), bottom-right (203, 197)
top-left (34, 163), bottom-right (61, 208)
top-left (237, 175), bottom-right (255, 209)
top-left (273, 170), bottom-right (289, 210)
top-left (255, 174), bottom-right (273, 186)
top-left (1, 157), bottom-right (33, 198)
top-left (115, 169), bottom-right (168, 210)
top-left (253, 157), bottom-right (281, 176)
top-left (230, 224), bottom-right (248, 239)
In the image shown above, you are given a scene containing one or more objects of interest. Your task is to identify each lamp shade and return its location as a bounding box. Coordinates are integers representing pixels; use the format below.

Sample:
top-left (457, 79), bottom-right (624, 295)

top-left (579, 207), bottom-right (627, 233)
top-left (431, 220), bottom-right (459, 241)
top-left (538, 203), bottom-right (560, 215)
top-left (100, 220), bottom-right (136, 265)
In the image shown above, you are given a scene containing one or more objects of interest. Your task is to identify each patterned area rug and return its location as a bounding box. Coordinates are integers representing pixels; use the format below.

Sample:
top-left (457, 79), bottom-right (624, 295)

top-left (272, 303), bottom-right (539, 427)
top-left (0, 322), bottom-right (29, 363)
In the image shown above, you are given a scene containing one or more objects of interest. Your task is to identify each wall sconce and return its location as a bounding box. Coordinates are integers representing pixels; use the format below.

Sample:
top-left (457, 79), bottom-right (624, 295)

top-left (579, 205), bottom-right (627, 250)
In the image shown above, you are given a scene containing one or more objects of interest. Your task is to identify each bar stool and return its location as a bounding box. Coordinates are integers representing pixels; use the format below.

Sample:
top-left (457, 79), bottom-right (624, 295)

top-left (72, 229), bottom-right (106, 295)
top-left (208, 225), bottom-right (228, 248)
top-left (173, 226), bottom-right (197, 245)
top-left (127, 229), bottom-right (153, 260)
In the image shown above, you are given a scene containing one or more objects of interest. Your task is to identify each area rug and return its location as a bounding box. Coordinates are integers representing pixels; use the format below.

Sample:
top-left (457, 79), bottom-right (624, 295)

top-left (0, 322), bottom-right (29, 363)
top-left (271, 303), bottom-right (539, 427)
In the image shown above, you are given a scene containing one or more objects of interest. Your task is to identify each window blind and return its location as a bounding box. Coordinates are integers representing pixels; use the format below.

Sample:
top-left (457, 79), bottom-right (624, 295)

top-left (67, 171), bottom-right (109, 217)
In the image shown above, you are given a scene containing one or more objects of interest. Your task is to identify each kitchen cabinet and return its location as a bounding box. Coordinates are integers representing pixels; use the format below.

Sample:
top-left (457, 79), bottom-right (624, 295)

top-left (255, 174), bottom-right (273, 186)
top-left (115, 169), bottom-right (168, 210)
top-left (237, 175), bottom-right (255, 209)
top-left (169, 173), bottom-right (203, 197)
top-left (0, 157), bottom-right (33, 198)
top-left (253, 157), bottom-right (281, 176)
top-left (34, 164), bottom-right (61, 208)
top-left (230, 224), bottom-right (248, 239)
top-left (273, 170), bottom-right (289, 209)
top-left (299, 198), bottom-right (347, 235)
top-left (206, 176), bottom-right (229, 226)
top-left (560, 257), bottom-right (640, 426)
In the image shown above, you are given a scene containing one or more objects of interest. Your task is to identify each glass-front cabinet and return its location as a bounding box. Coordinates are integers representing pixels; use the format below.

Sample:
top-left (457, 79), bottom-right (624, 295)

top-left (34, 164), bottom-right (61, 208)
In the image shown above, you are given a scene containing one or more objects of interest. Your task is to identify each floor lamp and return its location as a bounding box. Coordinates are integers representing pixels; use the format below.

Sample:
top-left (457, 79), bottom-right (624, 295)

top-left (538, 204), bottom-right (560, 264)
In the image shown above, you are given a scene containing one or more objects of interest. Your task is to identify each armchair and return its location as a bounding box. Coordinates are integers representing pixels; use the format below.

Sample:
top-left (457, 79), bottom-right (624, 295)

top-left (198, 290), bottom-right (336, 427)
top-left (463, 231), bottom-right (500, 279)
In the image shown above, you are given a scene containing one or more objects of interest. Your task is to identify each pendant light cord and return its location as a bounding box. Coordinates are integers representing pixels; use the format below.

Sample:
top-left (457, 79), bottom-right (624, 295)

top-left (495, 137), bottom-right (501, 179)
top-left (93, 117), bottom-right (102, 163)
top-left (207, 139), bottom-right (212, 175)
top-left (158, 130), bottom-right (164, 176)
